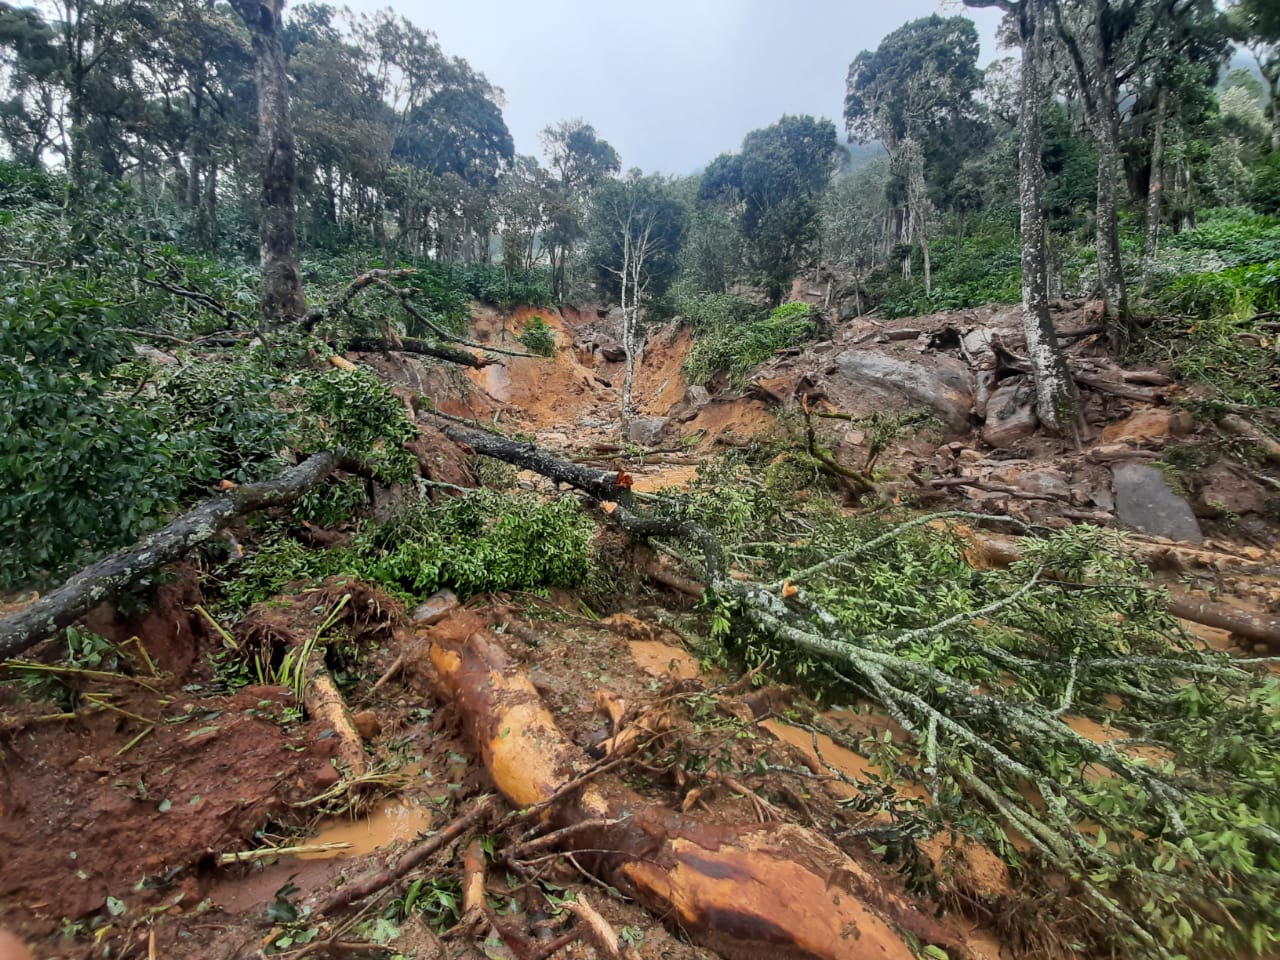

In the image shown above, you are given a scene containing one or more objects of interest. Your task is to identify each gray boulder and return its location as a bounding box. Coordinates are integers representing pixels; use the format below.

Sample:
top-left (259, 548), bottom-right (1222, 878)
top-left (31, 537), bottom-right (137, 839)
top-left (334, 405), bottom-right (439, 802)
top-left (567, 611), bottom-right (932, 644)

top-left (833, 349), bottom-right (974, 432)
top-left (981, 378), bottom-right (1038, 448)
top-left (627, 416), bottom-right (670, 447)
top-left (1112, 462), bottom-right (1203, 543)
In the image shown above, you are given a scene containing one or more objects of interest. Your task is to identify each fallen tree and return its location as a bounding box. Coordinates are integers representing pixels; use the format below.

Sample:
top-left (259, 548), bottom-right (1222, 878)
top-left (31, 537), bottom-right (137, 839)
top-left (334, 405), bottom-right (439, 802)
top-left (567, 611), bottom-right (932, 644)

top-left (0, 452), bottom-right (357, 660)
top-left (421, 608), bottom-right (970, 960)
top-left (430, 419), bottom-right (1280, 960)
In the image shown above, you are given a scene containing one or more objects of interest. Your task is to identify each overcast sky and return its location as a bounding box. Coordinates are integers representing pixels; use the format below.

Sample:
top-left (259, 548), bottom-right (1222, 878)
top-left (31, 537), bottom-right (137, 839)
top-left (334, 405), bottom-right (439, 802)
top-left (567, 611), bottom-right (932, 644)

top-left (335, 0), bottom-right (1009, 175)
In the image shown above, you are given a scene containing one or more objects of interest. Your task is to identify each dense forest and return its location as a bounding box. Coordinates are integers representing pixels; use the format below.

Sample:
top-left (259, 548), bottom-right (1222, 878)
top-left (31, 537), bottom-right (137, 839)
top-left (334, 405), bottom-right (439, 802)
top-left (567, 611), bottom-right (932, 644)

top-left (2, 1), bottom-right (1280, 959)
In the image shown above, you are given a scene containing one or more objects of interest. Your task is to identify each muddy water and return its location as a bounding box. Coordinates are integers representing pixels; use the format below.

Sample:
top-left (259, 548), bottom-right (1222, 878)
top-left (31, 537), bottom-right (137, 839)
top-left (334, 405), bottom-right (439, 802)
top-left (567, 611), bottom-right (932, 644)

top-left (302, 797), bottom-right (434, 859)
top-left (628, 639), bottom-right (702, 680)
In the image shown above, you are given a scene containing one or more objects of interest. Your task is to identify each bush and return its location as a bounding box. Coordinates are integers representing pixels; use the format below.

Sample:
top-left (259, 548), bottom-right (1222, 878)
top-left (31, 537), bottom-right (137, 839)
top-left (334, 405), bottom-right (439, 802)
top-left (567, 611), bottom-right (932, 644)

top-left (684, 298), bottom-right (816, 386)
top-left (0, 278), bottom-right (186, 588)
top-left (517, 315), bottom-right (556, 357)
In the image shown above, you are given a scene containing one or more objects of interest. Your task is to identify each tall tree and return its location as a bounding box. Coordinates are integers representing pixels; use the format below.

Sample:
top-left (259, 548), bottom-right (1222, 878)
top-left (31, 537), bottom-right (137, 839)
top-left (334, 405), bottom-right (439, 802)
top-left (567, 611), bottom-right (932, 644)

top-left (587, 171), bottom-right (685, 435)
top-left (845, 15), bottom-right (985, 295)
top-left (966, 0), bottom-right (1078, 435)
top-left (1230, 0), bottom-right (1280, 150)
top-left (541, 119), bottom-right (620, 301)
top-left (229, 0), bottom-right (305, 324)
top-left (699, 115), bottom-right (842, 303)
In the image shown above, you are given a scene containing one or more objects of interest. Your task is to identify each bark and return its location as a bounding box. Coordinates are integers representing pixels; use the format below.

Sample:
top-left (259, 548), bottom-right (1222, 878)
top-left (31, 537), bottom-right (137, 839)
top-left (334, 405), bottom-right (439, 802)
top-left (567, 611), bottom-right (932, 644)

top-left (424, 610), bottom-right (969, 960)
top-left (1144, 85), bottom-right (1169, 259)
top-left (1017, 0), bottom-right (1077, 434)
top-left (1166, 596), bottom-right (1280, 651)
top-left (346, 338), bottom-right (497, 369)
top-left (230, 0), bottom-right (306, 326)
top-left (432, 420), bottom-right (628, 502)
top-left (0, 452), bottom-right (348, 660)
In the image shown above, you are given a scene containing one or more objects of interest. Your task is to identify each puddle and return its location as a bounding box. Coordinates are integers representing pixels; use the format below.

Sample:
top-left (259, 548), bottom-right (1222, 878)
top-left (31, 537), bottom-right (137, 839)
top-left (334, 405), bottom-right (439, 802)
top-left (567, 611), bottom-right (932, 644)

top-left (302, 798), bottom-right (434, 859)
top-left (629, 639), bottom-right (701, 679)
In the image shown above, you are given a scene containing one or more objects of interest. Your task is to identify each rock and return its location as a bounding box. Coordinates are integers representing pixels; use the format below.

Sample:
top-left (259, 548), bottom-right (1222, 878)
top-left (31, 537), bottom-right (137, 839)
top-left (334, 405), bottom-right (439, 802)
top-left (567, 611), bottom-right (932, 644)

top-left (1170, 407), bottom-right (1195, 436)
top-left (833, 349), bottom-right (974, 432)
top-left (312, 763), bottom-right (341, 790)
top-left (599, 343), bottom-right (626, 362)
top-left (353, 710), bottom-right (382, 741)
top-left (627, 416), bottom-right (671, 447)
top-left (1016, 468), bottom-right (1071, 500)
top-left (686, 384), bottom-right (711, 407)
top-left (1193, 463), bottom-right (1269, 518)
top-left (1112, 462), bottom-right (1204, 543)
top-left (981, 379), bottom-right (1038, 448)
top-left (1100, 408), bottom-right (1171, 445)
top-left (412, 588), bottom-right (459, 625)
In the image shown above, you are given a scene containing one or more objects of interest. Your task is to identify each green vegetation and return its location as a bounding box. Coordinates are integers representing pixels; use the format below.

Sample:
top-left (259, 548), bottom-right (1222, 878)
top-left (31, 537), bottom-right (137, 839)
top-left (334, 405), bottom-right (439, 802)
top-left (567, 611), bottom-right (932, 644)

top-left (516, 315), bottom-right (557, 356)
top-left (684, 299), bottom-right (817, 386)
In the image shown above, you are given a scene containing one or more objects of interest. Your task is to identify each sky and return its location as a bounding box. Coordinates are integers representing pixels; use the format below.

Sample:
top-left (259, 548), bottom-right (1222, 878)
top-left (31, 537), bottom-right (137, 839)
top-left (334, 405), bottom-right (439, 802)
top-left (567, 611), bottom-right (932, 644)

top-left (336, 0), bottom-right (1009, 175)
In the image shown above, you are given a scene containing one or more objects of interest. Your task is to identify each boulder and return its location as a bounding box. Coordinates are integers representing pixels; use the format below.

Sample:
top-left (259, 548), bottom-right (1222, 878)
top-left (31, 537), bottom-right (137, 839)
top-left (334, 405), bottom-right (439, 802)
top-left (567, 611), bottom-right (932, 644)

top-left (1193, 462), bottom-right (1270, 518)
top-left (627, 416), bottom-right (671, 447)
top-left (1111, 462), bottom-right (1203, 543)
top-left (981, 378), bottom-right (1038, 448)
top-left (686, 384), bottom-right (711, 408)
top-left (833, 349), bottom-right (974, 432)
top-left (596, 338), bottom-right (626, 363)
top-left (1016, 468), bottom-right (1071, 500)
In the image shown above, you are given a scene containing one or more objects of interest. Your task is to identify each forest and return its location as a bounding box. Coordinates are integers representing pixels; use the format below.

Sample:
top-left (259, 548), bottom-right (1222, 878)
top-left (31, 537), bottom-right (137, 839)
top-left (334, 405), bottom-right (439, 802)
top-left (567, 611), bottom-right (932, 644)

top-left (1, 1), bottom-right (1279, 959)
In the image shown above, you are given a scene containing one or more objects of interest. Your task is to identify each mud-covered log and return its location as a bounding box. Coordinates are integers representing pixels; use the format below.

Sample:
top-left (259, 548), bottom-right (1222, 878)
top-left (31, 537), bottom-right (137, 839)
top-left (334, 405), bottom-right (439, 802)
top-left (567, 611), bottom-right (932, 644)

top-left (433, 420), bottom-right (628, 502)
top-left (0, 452), bottom-right (348, 660)
top-left (346, 337), bottom-right (498, 369)
top-left (424, 610), bottom-right (968, 960)
top-left (1167, 596), bottom-right (1280, 650)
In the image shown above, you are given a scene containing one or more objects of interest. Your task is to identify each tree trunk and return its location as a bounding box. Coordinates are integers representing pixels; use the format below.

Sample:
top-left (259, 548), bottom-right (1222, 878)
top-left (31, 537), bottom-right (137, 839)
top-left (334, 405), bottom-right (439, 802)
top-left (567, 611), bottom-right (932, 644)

top-left (424, 610), bottom-right (968, 960)
top-left (0, 452), bottom-right (348, 660)
top-left (1144, 85), bottom-right (1168, 259)
top-left (1018, 0), bottom-right (1077, 434)
top-left (1090, 7), bottom-right (1129, 352)
top-left (230, 0), bottom-right (306, 326)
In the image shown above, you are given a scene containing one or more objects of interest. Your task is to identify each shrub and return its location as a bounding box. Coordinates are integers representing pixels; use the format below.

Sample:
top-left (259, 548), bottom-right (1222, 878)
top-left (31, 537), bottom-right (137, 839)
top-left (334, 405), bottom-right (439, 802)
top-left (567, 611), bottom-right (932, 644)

top-left (517, 315), bottom-right (556, 356)
top-left (684, 297), bottom-right (816, 386)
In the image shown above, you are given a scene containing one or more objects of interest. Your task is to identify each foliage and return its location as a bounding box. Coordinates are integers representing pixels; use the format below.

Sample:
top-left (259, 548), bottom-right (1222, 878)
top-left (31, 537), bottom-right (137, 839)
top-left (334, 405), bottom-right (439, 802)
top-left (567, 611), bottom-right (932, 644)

top-left (683, 299), bottom-right (816, 386)
top-left (213, 490), bottom-right (595, 614)
top-left (516, 316), bottom-right (556, 357)
top-left (662, 462), bottom-right (1280, 958)
top-left (0, 275), bottom-right (188, 589)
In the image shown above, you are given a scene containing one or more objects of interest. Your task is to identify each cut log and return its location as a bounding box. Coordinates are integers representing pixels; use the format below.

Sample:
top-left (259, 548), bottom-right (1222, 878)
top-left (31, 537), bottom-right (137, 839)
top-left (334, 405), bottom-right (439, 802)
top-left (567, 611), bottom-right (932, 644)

top-left (0, 452), bottom-right (351, 661)
top-left (1218, 413), bottom-right (1280, 465)
top-left (423, 610), bottom-right (970, 960)
top-left (1166, 596), bottom-right (1280, 651)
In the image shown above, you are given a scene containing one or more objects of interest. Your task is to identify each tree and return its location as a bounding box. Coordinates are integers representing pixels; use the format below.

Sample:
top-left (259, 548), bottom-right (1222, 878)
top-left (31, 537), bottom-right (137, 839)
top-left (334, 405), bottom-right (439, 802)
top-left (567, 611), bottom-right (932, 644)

top-left (541, 119), bottom-right (620, 301)
top-left (699, 115), bottom-right (842, 303)
top-left (587, 171), bottom-right (685, 435)
top-left (966, 0), bottom-right (1078, 435)
top-left (1229, 0), bottom-right (1280, 150)
top-left (845, 15), bottom-right (985, 295)
top-left (229, 0), bottom-right (305, 324)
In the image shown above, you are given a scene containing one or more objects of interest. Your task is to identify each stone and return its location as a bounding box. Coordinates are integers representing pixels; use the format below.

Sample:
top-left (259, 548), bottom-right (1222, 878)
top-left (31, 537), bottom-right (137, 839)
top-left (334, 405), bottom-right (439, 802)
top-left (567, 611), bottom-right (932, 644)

top-left (980, 379), bottom-right (1038, 448)
top-left (686, 384), bottom-right (711, 407)
top-left (1193, 462), bottom-right (1269, 518)
top-left (833, 349), bottom-right (974, 432)
top-left (1111, 462), bottom-right (1203, 543)
top-left (598, 341), bottom-right (626, 362)
top-left (412, 588), bottom-right (459, 625)
top-left (1015, 468), bottom-right (1071, 500)
top-left (626, 416), bottom-right (670, 447)
top-left (353, 710), bottom-right (382, 741)
top-left (1100, 408), bottom-right (1171, 445)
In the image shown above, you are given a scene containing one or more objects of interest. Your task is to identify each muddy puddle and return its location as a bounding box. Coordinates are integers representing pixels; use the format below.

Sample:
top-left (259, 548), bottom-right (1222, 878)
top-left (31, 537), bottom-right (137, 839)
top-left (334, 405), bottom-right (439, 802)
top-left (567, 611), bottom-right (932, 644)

top-left (628, 638), bottom-right (702, 679)
top-left (302, 797), bottom-right (434, 859)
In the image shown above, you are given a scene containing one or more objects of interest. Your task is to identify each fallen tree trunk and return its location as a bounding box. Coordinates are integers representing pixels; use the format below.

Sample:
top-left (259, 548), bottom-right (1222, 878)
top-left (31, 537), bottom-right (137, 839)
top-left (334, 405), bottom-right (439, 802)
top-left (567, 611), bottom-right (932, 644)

top-left (346, 336), bottom-right (498, 369)
top-left (0, 452), bottom-right (350, 660)
top-left (423, 609), bottom-right (968, 960)
top-left (433, 418), bottom-right (628, 502)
